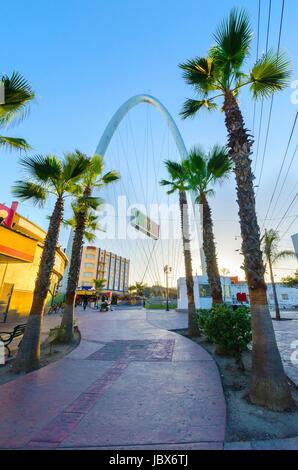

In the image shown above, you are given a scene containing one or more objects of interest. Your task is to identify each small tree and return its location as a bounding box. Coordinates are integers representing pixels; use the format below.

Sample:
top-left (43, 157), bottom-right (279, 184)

top-left (60, 152), bottom-right (119, 342)
top-left (160, 160), bottom-right (199, 337)
top-left (94, 278), bottom-right (107, 307)
top-left (184, 145), bottom-right (232, 304)
top-left (262, 229), bottom-right (297, 320)
top-left (128, 282), bottom-right (147, 297)
top-left (281, 270), bottom-right (298, 288)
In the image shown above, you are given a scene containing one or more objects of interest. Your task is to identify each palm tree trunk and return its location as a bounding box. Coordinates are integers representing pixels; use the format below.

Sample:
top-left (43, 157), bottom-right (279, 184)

top-left (223, 90), bottom-right (295, 410)
top-left (61, 206), bottom-right (88, 343)
top-left (179, 189), bottom-right (199, 336)
top-left (199, 192), bottom-right (223, 304)
top-left (13, 196), bottom-right (64, 372)
top-left (269, 257), bottom-right (281, 321)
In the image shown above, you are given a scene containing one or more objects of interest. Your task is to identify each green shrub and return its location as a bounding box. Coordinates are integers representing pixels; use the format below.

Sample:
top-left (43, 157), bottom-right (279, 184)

top-left (198, 304), bottom-right (252, 361)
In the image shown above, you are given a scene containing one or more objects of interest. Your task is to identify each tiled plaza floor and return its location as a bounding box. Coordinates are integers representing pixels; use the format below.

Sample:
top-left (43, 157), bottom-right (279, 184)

top-left (0, 307), bottom-right (226, 450)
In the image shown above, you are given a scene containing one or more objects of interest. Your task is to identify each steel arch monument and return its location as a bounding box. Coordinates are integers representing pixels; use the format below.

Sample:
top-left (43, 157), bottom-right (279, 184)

top-left (61, 95), bottom-right (205, 292)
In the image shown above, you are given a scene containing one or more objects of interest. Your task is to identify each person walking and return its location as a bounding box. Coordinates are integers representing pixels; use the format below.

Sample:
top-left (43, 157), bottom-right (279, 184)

top-left (83, 295), bottom-right (88, 311)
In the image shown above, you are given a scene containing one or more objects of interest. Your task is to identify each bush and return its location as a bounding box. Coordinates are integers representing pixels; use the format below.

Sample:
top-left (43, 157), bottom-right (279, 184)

top-left (198, 304), bottom-right (252, 361)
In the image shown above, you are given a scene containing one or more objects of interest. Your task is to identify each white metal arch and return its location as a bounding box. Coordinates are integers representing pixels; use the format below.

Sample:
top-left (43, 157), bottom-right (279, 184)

top-left (96, 94), bottom-right (204, 269)
top-left (61, 95), bottom-right (205, 293)
top-left (95, 94), bottom-right (188, 159)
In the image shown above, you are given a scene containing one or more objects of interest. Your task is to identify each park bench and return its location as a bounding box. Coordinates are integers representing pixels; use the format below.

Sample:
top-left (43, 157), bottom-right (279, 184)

top-left (0, 324), bottom-right (26, 357)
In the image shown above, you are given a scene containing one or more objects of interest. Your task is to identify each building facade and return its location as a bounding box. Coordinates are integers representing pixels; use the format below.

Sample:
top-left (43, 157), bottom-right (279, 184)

top-left (78, 246), bottom-right (129, 294)
top-left (0, 202), bottom-right (67, 320)
top-left (177, 275), bottom-right (298, 310)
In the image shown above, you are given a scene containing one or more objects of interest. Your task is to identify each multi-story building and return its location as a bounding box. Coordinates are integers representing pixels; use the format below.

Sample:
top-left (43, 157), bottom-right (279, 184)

top-left (78, 246), bottom-right (130, 294)
top-left (0, 201), bottom-right (67, 320)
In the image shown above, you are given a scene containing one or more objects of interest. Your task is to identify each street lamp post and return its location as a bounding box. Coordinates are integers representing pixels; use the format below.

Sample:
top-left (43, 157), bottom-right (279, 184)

top-left (164, 265), bottom-right (172, 311)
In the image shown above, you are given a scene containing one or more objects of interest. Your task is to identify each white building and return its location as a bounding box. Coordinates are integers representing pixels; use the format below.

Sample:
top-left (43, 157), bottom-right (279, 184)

top-left (177, 276), bottom-right (298, 310)
top-left (177, 275), bottom-right (232, 310)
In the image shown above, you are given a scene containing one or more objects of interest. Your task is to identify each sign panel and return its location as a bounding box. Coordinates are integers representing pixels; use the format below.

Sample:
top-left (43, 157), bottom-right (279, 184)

top-left (0, 81), bottom-right (4, 105)
top-left (0, 202), bottom-right (18, 228)
top-left (130, 208), bottom-right (160, 240)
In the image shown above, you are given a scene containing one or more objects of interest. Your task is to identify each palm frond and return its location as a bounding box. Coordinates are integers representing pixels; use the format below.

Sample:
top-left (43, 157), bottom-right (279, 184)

top-left (102, 170), bottom-right (120, 184)
top-left (63, 151), bottom-right (89, 183)
top-left (0, 71), bottom-right (35, 126)
top-left (180, 98), bottom-right (217, 120)
top-left (207, 145), bottom-right (232, 179)
top-left (84, 231), bottom-right (96, 242)
top-left (250, 50), bottom-right (291, 99)
top-left (0, 135), bottom-right (30, 151)
top-left (213, 8), bottom-right (252, 72)
top-left (20, 154), bottom-right (62, 183)
top-left (75, 196), bottom-right (104, 211)
top-left (11, 181), bottom-right (47, 206)
top-left (186, 147), bottom-right (208, 190)
top-left (159, 178), bottom-right (172, 187)
top-left (179, 56), bottom-right (219, 94)
top-left (90, 154), bottom-right (104, 176)
top-left (272, 250), bottom-right (297, 264)
top-left (164, 160), bottom-right (184, 179)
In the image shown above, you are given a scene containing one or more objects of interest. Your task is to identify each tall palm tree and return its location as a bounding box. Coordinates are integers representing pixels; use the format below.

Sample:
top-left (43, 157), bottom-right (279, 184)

top-left (180, 8), bottom-right (295, 409)
top-left (160, 160), bottom-right (199, 337)
top-left (185, 145), bottom-right (232, 304)
top-left (60, 152), bottom-right (120, 342)
top-left (0, 72), bottom-right (34, 151)
top-left (12, 152), bottom-right (89, 372)
top-left (262, 229), bottom-right (297, 321)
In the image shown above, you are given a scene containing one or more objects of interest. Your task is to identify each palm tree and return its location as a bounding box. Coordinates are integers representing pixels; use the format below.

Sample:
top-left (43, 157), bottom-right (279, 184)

top-left (94, 278), bottom-right (107, 307)
top-left (185, 145), bottom-right (232, 304)
top-left (0, 72), bottom-right (34, 151)
top-left (180, 8), bottom-right (295, 409)
top-left (60, 152), bottom-right (120, 342)
top-left (12, 152), bottom-right (89, 372)
top-left (128, 282), bottom-right (147, 297)
top-left (262, 229), bottom-right (297, 321)
top-left (160, 160), bottom-right (199, 337)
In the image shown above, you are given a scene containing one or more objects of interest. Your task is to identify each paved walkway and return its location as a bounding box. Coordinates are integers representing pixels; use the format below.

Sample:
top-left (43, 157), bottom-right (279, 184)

top-left (146, 309), bottom-right (298, 387)
top-left (0, 307), bottom-right (226, 450)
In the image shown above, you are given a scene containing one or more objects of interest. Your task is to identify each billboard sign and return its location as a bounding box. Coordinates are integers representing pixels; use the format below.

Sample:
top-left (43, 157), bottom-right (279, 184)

top-left (130, 208), bottom-right (160, 240)
top-left (0, 81), bottom-right (4, 105)
top-left (0, 202), bottom-right (18, 228)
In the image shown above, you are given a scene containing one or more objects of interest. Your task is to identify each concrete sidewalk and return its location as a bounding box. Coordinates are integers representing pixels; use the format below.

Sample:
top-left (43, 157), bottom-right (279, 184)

top-left (146, 309), bottom-right (298, 387)
top-left (0, 307), bottom-right (226, 450)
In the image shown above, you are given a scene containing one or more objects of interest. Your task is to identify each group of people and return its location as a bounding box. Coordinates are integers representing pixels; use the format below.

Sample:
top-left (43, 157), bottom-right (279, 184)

top-left (81, 294), bottom-right (112, 311)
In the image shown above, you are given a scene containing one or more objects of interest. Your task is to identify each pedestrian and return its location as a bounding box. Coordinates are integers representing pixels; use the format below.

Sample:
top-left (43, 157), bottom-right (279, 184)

top-left (83, 294), bottom-right (88, 311)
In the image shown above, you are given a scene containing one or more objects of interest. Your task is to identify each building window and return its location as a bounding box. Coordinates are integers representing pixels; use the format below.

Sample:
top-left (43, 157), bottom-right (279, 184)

top-left (83, 272), bottom-right (93, 278)
top-left (281, 294), bottom-right (289, 300)
top-left (82, 281), bottom-right (92, 287)
top-left (85, 254), bottom-right (95, 260)
top-left (199, 284), bottom-right (211, 298)
top-left (84, 262), bottom-right (94, 268)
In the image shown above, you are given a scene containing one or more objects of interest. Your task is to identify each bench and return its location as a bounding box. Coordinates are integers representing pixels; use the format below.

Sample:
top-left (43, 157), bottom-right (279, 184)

top-left (0, 324), bottom-right (26, 357)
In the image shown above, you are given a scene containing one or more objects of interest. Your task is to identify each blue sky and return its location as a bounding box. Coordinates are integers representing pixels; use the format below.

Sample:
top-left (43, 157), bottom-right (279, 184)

top-left (1, 0), bottom-right (298, 283)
